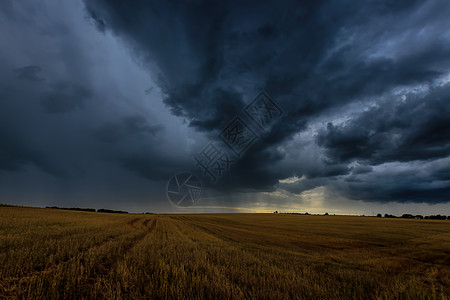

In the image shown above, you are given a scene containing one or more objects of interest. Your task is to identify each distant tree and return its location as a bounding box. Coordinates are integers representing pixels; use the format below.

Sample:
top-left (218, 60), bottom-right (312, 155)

top-left (324, 212), bottom-right (329, 216)
top-left (97, 209), bottom-right (128, 214)
top-left (428, 215), bottom-right (446, 220)
top-left (274, 211), bottom-right (278, 214)
top-left (384, 214), bottom-right (397, 218)
top-left (377, 213), bottom-right (382, 218)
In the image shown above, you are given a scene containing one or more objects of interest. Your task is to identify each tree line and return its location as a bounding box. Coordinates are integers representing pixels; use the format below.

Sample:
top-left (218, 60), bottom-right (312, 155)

top-left (274, 211), bottom-right (448, 220)
top-left (379, 213), bottom-right (447, 220)
top-left (46, 206), bottom-right (128, 214)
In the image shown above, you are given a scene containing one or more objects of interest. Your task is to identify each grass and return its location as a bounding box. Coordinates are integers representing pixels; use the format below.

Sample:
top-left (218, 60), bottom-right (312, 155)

top-left (1, 206), bottom-right (450, 299)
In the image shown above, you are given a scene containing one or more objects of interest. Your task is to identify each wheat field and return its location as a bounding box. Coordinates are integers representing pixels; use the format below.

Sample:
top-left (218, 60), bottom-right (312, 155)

top-left (0, 206), bottom-right (449, 299)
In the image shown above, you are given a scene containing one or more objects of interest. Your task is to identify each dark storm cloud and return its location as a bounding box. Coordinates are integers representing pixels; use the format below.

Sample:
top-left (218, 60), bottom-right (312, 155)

top-left (329, 157), bottom-right (450, 203)
top-left (1, 0), bottom-right (450, 211)
top-left (94, 115), bottom-right (164, 144)
top-left (0, 0), bottom-right (191, 199)
top-left (87, 10), bottom-right (106, 33)
top-left (40, 81), bottom-right (92, 113)
top-left (84, 0), bottom-right (355, 130)
top-left (317, 85), bottom-right (450, 165)
top-left (0, 128), bottom-right (38, 172)
top-left (14, 65), bottom-right (45, 82)
top-left (84, 0), bottom-right (450, 201)
top-left (312, 83), bottom-right (450, 203)
top-left (0, 64), bottom-right (64, 176)
top-left (0, 117), bottom-right (82, 178)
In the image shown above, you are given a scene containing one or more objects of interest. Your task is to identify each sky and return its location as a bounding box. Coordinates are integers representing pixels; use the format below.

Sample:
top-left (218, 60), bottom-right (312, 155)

top-left (1, 0), bottom-right (450, 215)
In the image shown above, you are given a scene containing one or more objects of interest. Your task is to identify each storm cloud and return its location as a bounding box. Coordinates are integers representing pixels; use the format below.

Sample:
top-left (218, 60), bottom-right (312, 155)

top-left (1, 0), bottom-right (450, 212)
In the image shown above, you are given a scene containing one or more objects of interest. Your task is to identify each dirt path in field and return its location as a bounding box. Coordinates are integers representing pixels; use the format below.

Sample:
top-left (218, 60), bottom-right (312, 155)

top-left (1, 216), bottom-right (157, 299)
top-left (89, 217), bottom-right (158, 288)
top-left (1, 230), bottom-right (129, 295)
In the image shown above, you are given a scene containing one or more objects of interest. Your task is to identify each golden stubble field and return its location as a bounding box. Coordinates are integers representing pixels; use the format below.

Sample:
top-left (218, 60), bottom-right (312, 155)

top-left (0, 206), bottom-right (449, 299)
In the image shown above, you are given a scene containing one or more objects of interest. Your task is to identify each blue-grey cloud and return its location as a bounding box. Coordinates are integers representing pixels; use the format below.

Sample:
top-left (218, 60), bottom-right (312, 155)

top-left (1, 0), bottom-right (450, 212)
top-left (83, 0), bottom-right (450, 204)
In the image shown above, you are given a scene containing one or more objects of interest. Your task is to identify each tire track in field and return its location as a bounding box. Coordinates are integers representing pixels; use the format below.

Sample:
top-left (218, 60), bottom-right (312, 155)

top-left (91, 218), bottom-right (157, 284)
top-left (0, 224), bottom-right (135, 298)
top-left (179, 219), bottom-right (325, 295)
top-left (188, 220), bottom-right (355, 257)
top-left (181, 219), bottom-right (383, 299)
top-left (1, 217), bottom-right (156, 298)
top-left (127, 217), bottom-right (141, 226)
top-left (166, 220), bottom-right (249, 298)
top-left (5, 217), bottom-right (158, 299)
top-left (187, 220), bottom-right (346, 253)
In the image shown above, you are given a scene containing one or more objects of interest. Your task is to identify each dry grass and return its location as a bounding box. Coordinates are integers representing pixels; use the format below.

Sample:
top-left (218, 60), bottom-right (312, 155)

top-left (1, 206), bottom-right (450, 299)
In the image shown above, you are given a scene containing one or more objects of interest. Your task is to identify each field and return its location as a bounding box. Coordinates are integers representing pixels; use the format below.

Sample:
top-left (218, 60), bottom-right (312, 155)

top-left (1, 206), bottom-right (450, 299)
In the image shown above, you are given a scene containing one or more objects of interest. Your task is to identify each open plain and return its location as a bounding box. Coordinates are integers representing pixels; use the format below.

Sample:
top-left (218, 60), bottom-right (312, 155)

top-left (1, 206), bottom-right (449, 299)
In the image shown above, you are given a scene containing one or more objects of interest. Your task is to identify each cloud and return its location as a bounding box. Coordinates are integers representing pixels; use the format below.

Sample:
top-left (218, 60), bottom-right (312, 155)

top-left (0, 0), bottom-right (199, 211)
top-left (1, 0), bottom-right (450, 211)
top-left (40, 81), bottom-right (92, 113)
top-left (83, 0), bottom-right (450, 201)
top-left (14, 65), bottom-right (45, 82)
top-left (317, 85), bottom-right (450, 165)
top-left (332, 158), bottom-right (450, 203)
top-left (94, 114), bottom-right (164, 144)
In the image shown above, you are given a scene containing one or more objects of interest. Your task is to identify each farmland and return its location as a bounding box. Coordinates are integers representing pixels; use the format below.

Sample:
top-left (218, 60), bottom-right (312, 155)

top-left (1, 206), bottom-right (450, 299)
